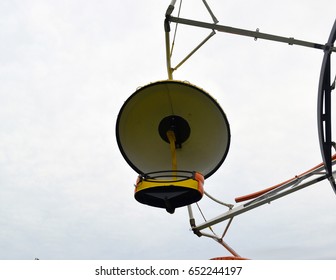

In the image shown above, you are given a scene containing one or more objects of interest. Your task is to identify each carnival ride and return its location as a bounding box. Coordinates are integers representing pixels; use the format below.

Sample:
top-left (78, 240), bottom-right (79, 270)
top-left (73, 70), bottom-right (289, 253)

top-left (116, 0), bottom-right (336, 259)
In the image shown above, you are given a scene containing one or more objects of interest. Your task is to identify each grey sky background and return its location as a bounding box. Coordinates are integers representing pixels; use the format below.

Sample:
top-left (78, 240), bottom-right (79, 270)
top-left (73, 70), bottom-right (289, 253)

top-left (0, 0), bottom-right (336, 260)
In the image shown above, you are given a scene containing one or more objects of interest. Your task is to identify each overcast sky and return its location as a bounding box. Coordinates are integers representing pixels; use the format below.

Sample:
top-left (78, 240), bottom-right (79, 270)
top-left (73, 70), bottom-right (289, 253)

top-left (0, 0), bottom-right (336, 260)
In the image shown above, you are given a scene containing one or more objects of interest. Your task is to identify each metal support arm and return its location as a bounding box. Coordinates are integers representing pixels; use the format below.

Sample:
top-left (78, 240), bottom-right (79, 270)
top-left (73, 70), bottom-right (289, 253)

top-left (192, 159), bottom-right (336, 231)
top-left (167, 16), bottom-right (336, 52)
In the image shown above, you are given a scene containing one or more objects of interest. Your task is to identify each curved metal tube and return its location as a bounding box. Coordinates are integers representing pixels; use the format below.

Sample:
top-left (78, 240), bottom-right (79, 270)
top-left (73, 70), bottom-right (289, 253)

top-left (317, 19), bottom-right (336, 193)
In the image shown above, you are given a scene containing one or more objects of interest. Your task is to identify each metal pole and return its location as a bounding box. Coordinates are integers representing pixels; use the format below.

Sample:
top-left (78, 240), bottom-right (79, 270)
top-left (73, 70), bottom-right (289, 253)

top-left (165, 1), bottom-right (176, 80)
top-left (201, 0), bottom-right (218, 24)
top-left (193, 171), bottom-right (333, 231)
top-left (165, 31), bottom-right (173, 80)
top-left (172, 30), bottom-right (216, 72)
top-left (168, 16), bottom-right (336, 52)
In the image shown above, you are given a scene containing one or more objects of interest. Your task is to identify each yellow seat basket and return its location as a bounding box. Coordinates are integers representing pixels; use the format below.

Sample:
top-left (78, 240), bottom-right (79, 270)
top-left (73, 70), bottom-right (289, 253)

top-left (134, 171), bottom-right (204, 214)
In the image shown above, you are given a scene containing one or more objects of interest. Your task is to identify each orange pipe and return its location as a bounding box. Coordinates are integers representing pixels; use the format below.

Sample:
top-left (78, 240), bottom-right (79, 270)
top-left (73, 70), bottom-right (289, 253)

top-left (235, 154), bottom-right (336, 203)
